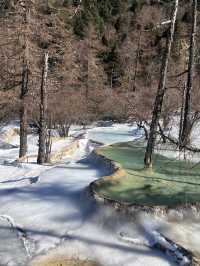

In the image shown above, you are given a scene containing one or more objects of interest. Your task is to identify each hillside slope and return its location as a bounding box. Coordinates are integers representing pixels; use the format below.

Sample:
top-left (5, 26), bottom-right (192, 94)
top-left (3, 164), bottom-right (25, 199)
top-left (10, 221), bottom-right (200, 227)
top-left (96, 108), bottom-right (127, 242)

top-left (0, 0), bottom-right (199, 124)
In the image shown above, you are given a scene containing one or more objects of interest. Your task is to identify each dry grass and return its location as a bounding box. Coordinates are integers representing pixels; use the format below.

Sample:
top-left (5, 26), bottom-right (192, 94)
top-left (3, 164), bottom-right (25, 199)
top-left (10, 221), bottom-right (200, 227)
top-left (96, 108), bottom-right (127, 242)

top-left (31, 258), bottom-right (101, 266)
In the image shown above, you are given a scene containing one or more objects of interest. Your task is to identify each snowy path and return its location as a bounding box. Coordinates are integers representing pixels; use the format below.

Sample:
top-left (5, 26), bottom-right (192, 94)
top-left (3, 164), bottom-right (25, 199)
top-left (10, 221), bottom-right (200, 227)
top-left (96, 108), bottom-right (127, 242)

top-left (0, 124), bottom-right (175, 266)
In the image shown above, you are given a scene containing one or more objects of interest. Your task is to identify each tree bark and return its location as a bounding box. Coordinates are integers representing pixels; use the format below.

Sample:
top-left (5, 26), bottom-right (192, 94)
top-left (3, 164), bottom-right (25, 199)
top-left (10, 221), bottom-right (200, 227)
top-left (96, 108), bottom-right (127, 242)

top-left (144, 0), bottom-right (179, 168)
top-left (178, 83), bottom-right (186, 148)
top-left (19, 61), bottom-right (29, 158)
top-left (45, 125), bottom-right (52, 164)
top-left (19, 1), bottom-right (30, 159)
top-left (37, 52), bottom-right (49, 164)
top-left (180, 0), bottom-right (197, 148)
top-left (137, 121), bottom-right (148, 140)
top-left (132, 29), bottom-right (142, 92)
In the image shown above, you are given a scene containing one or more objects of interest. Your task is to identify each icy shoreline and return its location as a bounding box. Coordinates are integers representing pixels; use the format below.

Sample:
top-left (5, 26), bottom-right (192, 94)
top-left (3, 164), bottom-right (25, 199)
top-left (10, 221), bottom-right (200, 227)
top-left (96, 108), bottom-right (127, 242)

top-left (0, 122), bottom-right (195, 266)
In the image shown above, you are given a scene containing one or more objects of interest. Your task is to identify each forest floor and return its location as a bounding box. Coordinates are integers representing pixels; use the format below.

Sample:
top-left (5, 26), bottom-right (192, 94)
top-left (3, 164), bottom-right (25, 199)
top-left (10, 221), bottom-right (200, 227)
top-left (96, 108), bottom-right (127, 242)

top-left (96, 140), bottom-right (200, 206)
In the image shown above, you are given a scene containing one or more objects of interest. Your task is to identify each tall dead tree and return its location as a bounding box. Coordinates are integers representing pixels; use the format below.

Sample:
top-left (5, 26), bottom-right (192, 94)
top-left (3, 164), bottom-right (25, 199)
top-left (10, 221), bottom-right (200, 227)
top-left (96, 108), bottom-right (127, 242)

top-left (19, 0), bottom-right (30, 159)
top-left (144, 0), bottom-right (179, 168)
top-left (37, 52), bottom-right (49, 164)
top-left (180, 0), bottom-right (197, 148)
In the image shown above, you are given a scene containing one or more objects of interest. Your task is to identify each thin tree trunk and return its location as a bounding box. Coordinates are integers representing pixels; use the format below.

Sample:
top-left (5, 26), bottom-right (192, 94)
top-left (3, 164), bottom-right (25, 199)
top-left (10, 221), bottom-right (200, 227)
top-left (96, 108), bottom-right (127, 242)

top-left (19, 1), bottom-right (30, 159)
top-left (137, 121), bottom-right (148, 140)
top-left (144, 0), bottom-right (179, 168)
top-left (180, 0), bottom-right (197, 148)
top-left (132, 29), bottom-right (142, 92)
top-left (19, 61), bottom-right (29, 158)
top-left (178, 83), bottom-right (186, 148)
top-left (37, 52), bottom-right (48, 164)
top-left (158, 122), bottom-right (167, 144)
top-left (45, 129), bottom-right (52, 163)
top-left (45, 118), bottom-right (52, 164)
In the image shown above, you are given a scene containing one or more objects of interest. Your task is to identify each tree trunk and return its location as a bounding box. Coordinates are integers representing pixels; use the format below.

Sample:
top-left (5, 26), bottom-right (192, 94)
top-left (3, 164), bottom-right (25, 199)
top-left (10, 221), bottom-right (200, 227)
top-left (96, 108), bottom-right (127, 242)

top-left (19, 62), bottom-right (29, 158)
top-left (58, 123), bottom-right (70, 138)
top-left (19, 1), bottom-right (30, 159)
top-left (132, 29), bottom-right (142, 92)
top-left (178, 83), bottom-right (186, 148)
top-left (37, 52), bottom-right (48, 164)
top-left (137, 121), bottom-right (148, 140)
top-left (180, 0), bottom-right (197, 148)
top-left (45, 129), bottom-right (52, 163)
top-left (158, 122), bottom-right (167, 144)
top-left (144, 0), bottom-right (179, 168)
top-left (45, 131), bottom-right (52, 163)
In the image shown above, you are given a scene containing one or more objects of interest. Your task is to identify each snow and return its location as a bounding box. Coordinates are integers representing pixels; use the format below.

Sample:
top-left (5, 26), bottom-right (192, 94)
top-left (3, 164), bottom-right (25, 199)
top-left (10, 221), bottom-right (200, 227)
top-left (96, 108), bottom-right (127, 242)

top-left (32, 206), bottom-right (175, 266)
top-left (0, 216), bottom-right (28, 266)
top-left (86, 123), bottom-right (142, 145)
top-left (159, 217), bottom-right (200, 258)
top-left (0, 122), bottom-right (181, 266)
top-left (155, 116), bottom-right (200, 162)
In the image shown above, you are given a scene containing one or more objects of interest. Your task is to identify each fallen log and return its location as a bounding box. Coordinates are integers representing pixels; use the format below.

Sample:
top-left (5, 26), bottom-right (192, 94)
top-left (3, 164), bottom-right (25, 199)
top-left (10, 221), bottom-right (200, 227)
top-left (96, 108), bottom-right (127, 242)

top-left (119, 231), bottom-right (199, 266)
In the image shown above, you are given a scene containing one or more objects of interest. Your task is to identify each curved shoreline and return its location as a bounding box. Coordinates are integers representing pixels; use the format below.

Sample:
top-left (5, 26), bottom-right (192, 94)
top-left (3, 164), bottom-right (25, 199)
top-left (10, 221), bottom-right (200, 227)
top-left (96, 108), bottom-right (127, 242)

top-left (88, 149), bottom-right (200, 266)
top-left (88, 149), bottom-right (200, 215)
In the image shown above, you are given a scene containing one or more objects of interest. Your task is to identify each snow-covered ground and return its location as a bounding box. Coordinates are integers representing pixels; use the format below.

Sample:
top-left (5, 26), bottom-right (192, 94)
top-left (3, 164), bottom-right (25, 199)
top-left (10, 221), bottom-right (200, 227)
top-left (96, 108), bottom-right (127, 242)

top-left (0, 122), bottom-right (190, 266)
top-left (0, 122), bottom-right (73, 164)
top-left (86, 123), bottom-right (143, 145)
top-left (155, 116), bottom-right (200, 162)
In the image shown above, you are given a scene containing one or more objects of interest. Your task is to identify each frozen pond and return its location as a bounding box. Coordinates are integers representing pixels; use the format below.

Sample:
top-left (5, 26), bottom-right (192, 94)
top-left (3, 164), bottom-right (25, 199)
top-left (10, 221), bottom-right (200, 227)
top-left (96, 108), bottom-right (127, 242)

top-left (0, 123), bottom-right (196, 266)
top-left (87, 123), bottom-right (143, 145)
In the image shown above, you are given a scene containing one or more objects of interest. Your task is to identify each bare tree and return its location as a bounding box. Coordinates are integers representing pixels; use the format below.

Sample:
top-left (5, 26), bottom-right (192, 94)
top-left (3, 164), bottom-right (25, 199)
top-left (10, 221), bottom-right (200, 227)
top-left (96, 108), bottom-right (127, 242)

top-left (144, 0), bottom-right (179, 168)
top-left (19, 0), bottom-right (30, 159)
top-left (37, 52), bottom-right (49, 164)
top-left (180, 0), bottom-right (197, 148)
top-left (19, 59), bottom-right (29, 158)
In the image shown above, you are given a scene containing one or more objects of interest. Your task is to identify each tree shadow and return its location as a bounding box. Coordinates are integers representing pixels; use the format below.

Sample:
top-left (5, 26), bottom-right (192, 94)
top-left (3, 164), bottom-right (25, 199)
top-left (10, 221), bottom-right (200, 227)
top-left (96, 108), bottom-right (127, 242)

top-left (0, 159), bottom-right (176, 266)
top-left (0, 224), bottom-right (176, 266)
top-left (106, 185), bottom-right (200, 206)
top-left (0, 176), bottom-right (39, 185)
top-left (127, 170), bottom-right (200, 186)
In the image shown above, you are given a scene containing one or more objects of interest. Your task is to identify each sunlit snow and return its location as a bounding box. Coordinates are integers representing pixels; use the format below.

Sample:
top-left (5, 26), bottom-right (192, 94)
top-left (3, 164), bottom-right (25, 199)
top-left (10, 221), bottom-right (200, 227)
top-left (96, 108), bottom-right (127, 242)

top-left (0, 122), bottom-right (194, 266)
